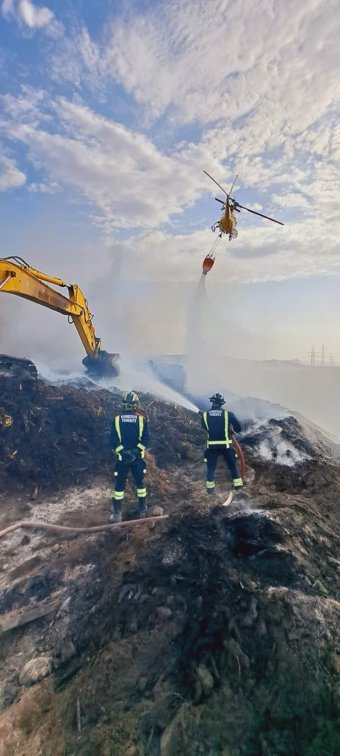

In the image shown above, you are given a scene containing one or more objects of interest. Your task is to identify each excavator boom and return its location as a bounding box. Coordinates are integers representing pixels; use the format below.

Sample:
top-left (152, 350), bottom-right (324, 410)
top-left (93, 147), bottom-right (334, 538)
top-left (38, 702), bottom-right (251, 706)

top-left (0, 256), bottom-right (119, 378)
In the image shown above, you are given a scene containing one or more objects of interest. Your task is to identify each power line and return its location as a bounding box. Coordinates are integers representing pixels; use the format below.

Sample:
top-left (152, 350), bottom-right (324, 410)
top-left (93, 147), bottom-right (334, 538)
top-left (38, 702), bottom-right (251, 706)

top-left (308, 345), bottom-right (319, 366)
top-left (320, 344), bottom-right (325, 368)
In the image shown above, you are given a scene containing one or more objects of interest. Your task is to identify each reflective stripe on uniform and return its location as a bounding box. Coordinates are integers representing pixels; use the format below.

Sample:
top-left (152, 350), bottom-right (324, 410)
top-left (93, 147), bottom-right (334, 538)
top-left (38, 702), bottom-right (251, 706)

top-left (115, 416), bottom-right (122, 441)
top-left (137, 487), bottom-right (147, 498)
top-left (206, 481), bottom-right (215, 489)
top-left (114, 417), bottom-right (124, 456)
top-left (137, 443), bottom-right (145, 457)
top-left (206, 410), bottom-right (231, 448)
top-left (137, 415), bottom-right (145, 457)
top-left (207, 440), bottom-right (230, 446)
top-left (137, 416), bottom-right (145, 457)
top-left (114, 491), bottom-right (125, 500)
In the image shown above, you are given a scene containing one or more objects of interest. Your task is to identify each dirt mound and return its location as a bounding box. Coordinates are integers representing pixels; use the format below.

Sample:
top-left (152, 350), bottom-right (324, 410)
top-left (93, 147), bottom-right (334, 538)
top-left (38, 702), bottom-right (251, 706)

top-left (0, 366), bottom-right (203, 495)
top-left (1, 492), bottom-right (339, 755)
top-left (0, 354), bottom-right (38, 381)
top-left (0, 357), bottom-right (339, 755)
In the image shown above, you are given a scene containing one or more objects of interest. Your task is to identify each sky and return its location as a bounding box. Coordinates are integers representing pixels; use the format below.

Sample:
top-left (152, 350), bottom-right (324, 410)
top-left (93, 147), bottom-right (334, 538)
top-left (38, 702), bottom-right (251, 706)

top-left (0, 0), bottom-right (340, 367)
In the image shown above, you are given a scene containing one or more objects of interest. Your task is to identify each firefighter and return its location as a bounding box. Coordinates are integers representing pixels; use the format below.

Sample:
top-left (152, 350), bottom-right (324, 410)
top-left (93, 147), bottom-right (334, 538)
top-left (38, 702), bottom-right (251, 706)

top-left (201, 393), bottom-right (243, 495)
top-left (110, 391), bottom-right (150, 522)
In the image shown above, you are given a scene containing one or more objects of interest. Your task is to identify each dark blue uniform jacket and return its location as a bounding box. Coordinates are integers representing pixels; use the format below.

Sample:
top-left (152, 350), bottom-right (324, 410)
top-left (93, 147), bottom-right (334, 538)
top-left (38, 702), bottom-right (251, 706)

top-left (201, 409), bottom-right (241, 447)
top-left (111, 411), bottom-right (150, 457)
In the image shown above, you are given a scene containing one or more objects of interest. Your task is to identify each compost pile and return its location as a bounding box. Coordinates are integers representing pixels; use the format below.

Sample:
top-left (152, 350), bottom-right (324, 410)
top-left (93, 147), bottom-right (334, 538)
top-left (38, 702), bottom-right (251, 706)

top-left (0, 357), bottom-right (339, 756)
top-left (0, 363), bottom-right (202, 494)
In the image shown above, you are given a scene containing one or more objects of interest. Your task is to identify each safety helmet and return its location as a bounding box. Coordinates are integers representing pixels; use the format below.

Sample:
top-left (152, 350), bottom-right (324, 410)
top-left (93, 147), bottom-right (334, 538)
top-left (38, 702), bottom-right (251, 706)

top-left (122, 390), bottom-right (139, 410)
top-left (209, 392), bottom-right (225, 407)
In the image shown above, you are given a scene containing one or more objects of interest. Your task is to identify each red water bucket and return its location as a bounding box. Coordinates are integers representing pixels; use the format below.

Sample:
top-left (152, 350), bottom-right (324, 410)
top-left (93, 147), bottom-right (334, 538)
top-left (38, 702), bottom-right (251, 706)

top-left (202, 256), bottom-right (215, 275)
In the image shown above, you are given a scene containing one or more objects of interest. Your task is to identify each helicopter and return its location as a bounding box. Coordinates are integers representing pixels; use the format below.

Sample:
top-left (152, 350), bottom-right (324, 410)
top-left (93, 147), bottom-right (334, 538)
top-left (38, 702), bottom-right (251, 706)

top-left (202, 170), bottom-right (284, 275)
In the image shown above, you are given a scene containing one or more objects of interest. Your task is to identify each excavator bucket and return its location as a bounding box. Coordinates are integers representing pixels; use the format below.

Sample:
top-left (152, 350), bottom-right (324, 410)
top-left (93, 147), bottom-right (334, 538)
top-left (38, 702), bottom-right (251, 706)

top-left (202, 256), bottom-right (215, 275)
top-left (82, 351), bottom-right (120, 379)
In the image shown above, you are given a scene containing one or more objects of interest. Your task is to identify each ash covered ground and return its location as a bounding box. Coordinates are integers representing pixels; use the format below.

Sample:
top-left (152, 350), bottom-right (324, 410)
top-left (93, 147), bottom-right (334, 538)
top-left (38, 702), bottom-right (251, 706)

top-left (0, 358), bottom-right (339, 756)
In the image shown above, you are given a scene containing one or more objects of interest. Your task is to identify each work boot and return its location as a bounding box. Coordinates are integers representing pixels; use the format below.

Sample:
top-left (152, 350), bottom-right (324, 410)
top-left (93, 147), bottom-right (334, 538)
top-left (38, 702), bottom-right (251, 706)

top-left (110, 511), bottom-right (122, 523)
top-left (138, 498), bottom-right (148, 519)
top-left (110, 502), bottom-right (122, 523)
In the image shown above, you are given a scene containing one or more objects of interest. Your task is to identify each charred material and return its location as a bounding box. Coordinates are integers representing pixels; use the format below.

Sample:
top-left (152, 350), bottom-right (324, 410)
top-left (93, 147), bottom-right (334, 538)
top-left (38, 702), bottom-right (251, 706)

top-left (0, 356), bottom-right (339, 755)
top-left (0, 354), bottom-right (38, 381)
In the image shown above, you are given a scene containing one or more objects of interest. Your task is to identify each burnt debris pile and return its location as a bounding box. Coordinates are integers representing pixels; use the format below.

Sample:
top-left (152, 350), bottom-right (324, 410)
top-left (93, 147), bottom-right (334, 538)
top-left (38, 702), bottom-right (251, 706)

top-left (0, 356), bottom-right (202, 493)
top-left (0, 356), bottom-right (339, 755)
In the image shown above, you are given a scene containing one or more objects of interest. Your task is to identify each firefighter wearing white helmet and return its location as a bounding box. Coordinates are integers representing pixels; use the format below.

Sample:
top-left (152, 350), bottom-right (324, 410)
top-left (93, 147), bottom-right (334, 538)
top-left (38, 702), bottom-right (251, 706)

top-left (201, 393), bottom-right (243, 495)
top-left (110, 391), bottom-right (150, 522)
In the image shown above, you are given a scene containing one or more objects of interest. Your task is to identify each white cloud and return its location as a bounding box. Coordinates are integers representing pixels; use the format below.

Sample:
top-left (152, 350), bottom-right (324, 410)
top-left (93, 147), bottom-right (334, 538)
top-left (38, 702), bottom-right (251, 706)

top-left (0, 155), bottom-right (26, 190)
top-left (48, 0), bottom-right (338, 139)
top-left (1, 0), bottom-right (340, 287)
top-left (2, 0), bottom-right (57, 31)
top-left (1, 87), bottom-right (47, 122)
top-left (113, 217), bottom-right (340, 285)
top-left (0, 95), bottom-right (226, 230)
top-left (39, 2), bottom-right (340, 212)
top-left (28, 180), bottom-right (60, 193)
top-left (1, 86), bottom-right (340, 285)
top-left (103, 0), bottom-right (339, 129)
top-left (272, 193), bottom-right (310, 211)
top-left (49, 25), bottom-right (104, 89)
top-left (19, 0), bottom-right (52, 28)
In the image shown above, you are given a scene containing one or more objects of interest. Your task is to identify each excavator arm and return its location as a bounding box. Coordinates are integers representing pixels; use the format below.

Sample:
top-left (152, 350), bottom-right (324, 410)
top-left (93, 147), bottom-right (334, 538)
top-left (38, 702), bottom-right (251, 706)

top-left (0, 256), bottom-right (119, 377)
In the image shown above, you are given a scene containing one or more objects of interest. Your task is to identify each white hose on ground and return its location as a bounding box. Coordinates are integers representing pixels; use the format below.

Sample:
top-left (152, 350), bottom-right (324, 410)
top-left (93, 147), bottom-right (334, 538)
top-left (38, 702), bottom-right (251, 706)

top-left (0, 516), bottom-right (169, 539)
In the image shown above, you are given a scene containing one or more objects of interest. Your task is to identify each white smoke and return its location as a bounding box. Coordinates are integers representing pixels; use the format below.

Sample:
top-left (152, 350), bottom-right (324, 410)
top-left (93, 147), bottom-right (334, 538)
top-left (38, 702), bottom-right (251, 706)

top-left (36, 354), bottom-right (199, 413)
top-left (185, 275), bottom-right (210, 396)
top-left (258, 438), bottom-right (310, 467)
top-left (105, 354), bottom-right (199, 412)
top-left (183, 276), bottom-right (340, 441)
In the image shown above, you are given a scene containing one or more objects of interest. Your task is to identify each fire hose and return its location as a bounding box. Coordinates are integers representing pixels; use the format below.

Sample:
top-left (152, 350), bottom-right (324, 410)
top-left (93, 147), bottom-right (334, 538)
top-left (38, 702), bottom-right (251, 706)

top-left (232, 436), bottom-right (246, 478)
top-left (0, 515), bottom-right (168, 540)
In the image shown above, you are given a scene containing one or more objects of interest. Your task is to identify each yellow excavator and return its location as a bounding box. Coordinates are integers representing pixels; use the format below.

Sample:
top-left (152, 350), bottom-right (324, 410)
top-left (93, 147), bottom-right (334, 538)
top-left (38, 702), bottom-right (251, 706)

top-left (0, 256), bottom-right (119, 378)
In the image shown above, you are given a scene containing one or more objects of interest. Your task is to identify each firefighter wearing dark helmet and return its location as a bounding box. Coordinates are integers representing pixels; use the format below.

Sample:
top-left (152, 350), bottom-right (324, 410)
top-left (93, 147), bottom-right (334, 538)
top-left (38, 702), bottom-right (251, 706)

top-left (110, 391), bottom-right (150, 522)
top-left (201, 393), bottom-right (243, 494)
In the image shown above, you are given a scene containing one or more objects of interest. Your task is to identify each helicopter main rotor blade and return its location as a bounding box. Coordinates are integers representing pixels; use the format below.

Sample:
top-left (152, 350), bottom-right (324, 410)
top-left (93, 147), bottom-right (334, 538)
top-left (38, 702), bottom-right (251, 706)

top-left (235, 203), bottom-right (284, 226)
top-left (203, 170), bottom-right (228, 196)
top-left (228, 173), bottom-right (238, 196)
